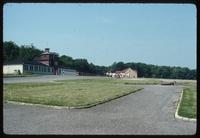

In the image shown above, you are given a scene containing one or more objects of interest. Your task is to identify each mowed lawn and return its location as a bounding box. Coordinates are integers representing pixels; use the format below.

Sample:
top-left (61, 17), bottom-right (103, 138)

top-left (178, 82), bottom-right (197, 119)
top-left (3, 79), bottom-right (143, 108)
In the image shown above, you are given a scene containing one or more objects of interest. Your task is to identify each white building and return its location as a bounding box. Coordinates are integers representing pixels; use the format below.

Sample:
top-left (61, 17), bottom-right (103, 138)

top-left (3, 61), bottom-right (54, 75)
top-left (106, 72), bottom-right (116, 78)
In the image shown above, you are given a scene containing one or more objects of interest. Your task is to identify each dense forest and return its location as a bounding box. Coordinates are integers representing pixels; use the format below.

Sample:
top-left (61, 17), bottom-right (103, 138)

top-left (3, 41), bottom-right (196, 80)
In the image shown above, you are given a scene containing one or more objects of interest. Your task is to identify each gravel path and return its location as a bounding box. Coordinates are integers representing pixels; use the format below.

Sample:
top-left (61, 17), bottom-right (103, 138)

top-left (3, 85), bottom-right (196, 135)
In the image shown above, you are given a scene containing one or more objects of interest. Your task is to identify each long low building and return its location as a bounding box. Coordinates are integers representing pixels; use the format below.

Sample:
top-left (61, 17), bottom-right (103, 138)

top-left (3, 48), bottom-right (77, 75)
top-left (3, 61), bottom-right (77, 75)
top-left (3, 61), bottom-right (54, 75)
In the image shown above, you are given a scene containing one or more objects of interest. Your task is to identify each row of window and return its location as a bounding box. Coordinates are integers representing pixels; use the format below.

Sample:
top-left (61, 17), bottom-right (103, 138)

top-left (24, 64), bottom-right (53, 73)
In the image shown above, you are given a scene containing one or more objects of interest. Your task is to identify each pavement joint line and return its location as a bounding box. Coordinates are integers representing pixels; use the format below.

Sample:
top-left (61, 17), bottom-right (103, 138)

top-left (174, 89), bottom-right (196, 122)
top-left (4, 88), bottom-right (143, 109)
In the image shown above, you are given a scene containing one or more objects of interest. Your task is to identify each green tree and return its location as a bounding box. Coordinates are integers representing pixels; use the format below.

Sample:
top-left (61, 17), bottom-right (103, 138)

top-left (111, 61), bottom-right (126, 72)
top-left (3, 41), bottom-right (42, 62)
top-left (19, 44), bottom-right (42, 61)
top-left (3, 41), bottom-right (20, 62)
top-left (58, 55), bottom-right (74, 68)
top-left (73, 59), bottom-right (90, 72)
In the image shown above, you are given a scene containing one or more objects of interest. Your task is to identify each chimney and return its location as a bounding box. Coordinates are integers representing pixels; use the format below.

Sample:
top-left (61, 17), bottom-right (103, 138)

top-left (45, 48), bottom-right (49, 53)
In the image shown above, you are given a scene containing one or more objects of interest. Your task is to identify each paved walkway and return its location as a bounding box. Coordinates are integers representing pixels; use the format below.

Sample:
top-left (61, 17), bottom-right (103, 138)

top-left (3, 85), bottom-right (196, 135)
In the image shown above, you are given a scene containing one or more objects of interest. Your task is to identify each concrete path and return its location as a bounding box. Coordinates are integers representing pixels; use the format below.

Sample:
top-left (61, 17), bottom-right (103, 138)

top-left (3, 85), bottom-right (196, 135)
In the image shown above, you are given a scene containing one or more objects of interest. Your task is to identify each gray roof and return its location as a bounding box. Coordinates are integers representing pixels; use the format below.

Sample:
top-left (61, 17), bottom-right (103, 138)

top-left (3, 61), bottom-right (49, 67)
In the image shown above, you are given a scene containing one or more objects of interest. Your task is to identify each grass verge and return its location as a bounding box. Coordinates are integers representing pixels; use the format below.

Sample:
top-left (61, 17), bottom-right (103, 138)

top-left (3, 79), bottom-right (143, 108)
top-left (178, 83), bottom-right (196, 119)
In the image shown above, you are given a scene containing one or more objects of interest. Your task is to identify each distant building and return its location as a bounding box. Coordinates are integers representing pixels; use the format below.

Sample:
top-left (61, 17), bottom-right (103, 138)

top-left (33, 48), bottom-right (60, 75)
top-left (3, 48), bottom-right (77, 75)
top-left (106, 68), bottom-right (137, 78)
top-left (115, 68), bottom-right (138, 78)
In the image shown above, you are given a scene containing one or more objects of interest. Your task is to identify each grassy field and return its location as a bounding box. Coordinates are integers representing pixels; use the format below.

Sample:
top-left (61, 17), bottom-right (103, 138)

top-left (178, 82), bottom-right (197, 119)
top-left (3, 79), bottom-right (143, 107)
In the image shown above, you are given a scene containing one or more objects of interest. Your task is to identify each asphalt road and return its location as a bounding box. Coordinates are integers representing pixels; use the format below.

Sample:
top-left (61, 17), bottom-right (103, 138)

top-left (3, 85), bottom-right (196, 135)
top-left (4, 75), bottom-right (196, 84)
top-left (3, 75), bottom-right (105, 84)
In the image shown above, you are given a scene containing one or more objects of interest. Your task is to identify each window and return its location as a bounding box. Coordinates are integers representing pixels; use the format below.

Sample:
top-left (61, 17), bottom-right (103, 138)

top-left (44, 67), bottom-right (46, 72)
top-left (39, 66), bottom-right (41, 72)
top-left (48, 67), bottom-right (50, 72)
top-left (24, 64), bottom-right (28, 71)
top-left (34, 65), bottom-right (38, 72)
top-left (30, 65), bottom-right (33, 71)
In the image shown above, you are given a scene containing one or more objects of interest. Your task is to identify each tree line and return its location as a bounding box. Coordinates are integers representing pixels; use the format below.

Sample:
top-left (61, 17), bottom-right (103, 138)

top-left (3, 41), bottom-right (196, 80)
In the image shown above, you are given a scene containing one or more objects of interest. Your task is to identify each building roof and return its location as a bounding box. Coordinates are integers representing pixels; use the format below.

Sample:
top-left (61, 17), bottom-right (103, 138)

top-left (4, 61), bottom-right (50, 67)
top-left (24, 61), bottom-right (50, 67)
top-left (115, 68), bottom-right (137, 73)
top-left (34, 56), bottom-right (49, 61)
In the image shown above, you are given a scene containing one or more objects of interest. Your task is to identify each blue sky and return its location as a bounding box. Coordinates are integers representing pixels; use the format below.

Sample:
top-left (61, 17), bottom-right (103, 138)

top-left (3, 3), bottom-right (196, 69)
